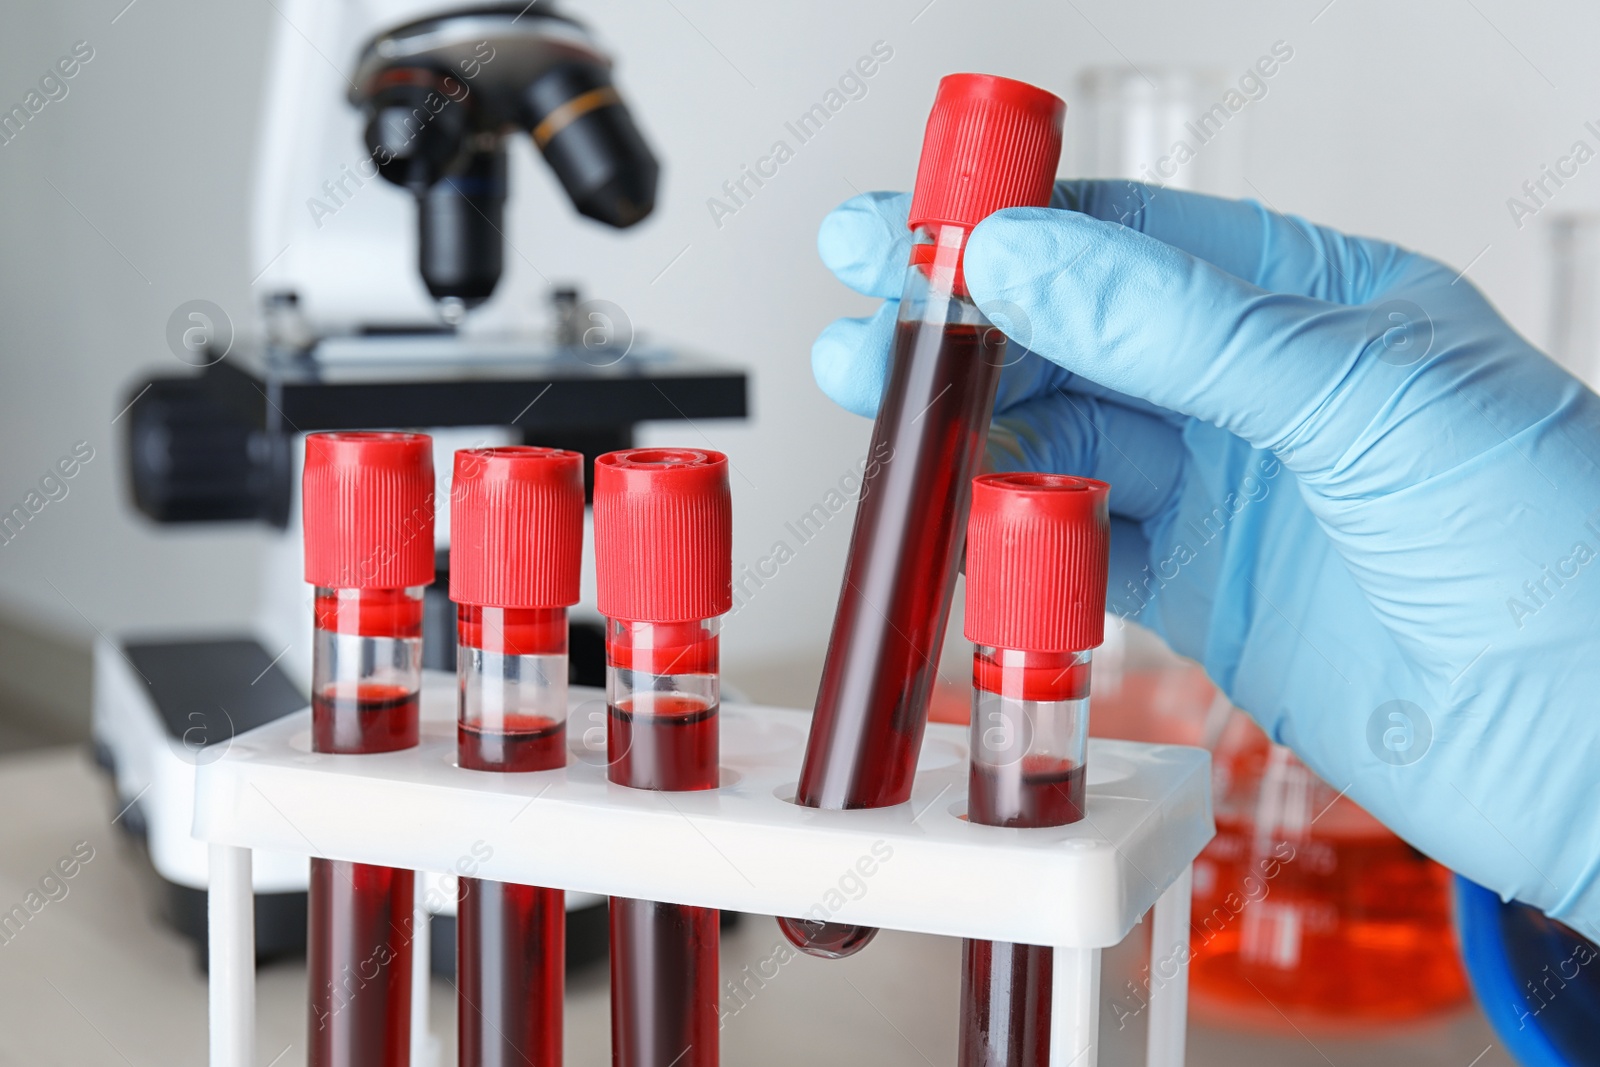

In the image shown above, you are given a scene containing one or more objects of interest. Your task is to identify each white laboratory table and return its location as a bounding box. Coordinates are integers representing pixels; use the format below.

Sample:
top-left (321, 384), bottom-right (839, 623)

top-left (0, 746), bottom-right (1517, 1067)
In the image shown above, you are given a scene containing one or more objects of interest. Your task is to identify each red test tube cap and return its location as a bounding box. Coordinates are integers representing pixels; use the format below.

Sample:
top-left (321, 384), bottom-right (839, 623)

top-left (965, 472), bottom-right (1110, 653)
top-left (450, 447), bottom-right (584, 608)
top-left (303, 432), bottom-right (435, 590)
top-left (907, 73), bottom-right (1065, 233)
top-left (594, 449), bottom-right (732, 623)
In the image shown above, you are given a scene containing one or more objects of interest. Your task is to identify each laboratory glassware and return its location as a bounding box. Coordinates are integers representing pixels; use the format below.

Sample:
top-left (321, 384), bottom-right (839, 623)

top-left (1074, 67), bottom-right (1246, 196)
top-left (594, 449), bottom-right (732, 1067)
top-left (303, 431), bottom-right (433, 1067)
top-left (958, 473), bottom-right (1109, 1067)
top-left (452, 446), bottom-right (584, 1067)
top-left (1189, 713), bottom-right (1468, 1028)
top-left (1547, 213), bottom-right (1600, 388)
top-left (786, 72), bottom-right (1066, 960)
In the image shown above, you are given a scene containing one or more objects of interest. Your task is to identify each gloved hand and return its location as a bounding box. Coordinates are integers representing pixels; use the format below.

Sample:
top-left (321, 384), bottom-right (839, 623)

top-left (813, 181), bottom-right (1600, 940)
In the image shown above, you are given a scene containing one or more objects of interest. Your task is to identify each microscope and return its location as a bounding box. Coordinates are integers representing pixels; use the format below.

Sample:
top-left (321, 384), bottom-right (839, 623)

top-left (349, 2), bottom-right (658, 317)
top-left (95, 1), bottom-right (745, 967)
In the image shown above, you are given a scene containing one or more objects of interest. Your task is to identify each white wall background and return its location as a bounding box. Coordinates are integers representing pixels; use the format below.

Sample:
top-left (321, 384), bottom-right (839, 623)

top-left (2, 0), bottom-right (1597, 702)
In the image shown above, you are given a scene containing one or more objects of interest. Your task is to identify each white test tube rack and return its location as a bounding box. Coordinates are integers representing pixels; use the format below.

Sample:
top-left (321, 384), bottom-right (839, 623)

top-left (196, 672), bottom-right (1213, 1067)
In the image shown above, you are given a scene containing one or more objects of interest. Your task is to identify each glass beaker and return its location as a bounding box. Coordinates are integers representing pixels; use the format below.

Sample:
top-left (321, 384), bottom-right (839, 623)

top-left (1073, 67), bottom-right (1247, 196)
top-left (1547, 213), bottom-right (1600, 389)
top-left (1188, 712), bottom-right (1469, 1029)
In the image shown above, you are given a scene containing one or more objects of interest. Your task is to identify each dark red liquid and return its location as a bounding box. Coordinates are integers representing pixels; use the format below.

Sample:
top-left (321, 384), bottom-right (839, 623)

top-left (799, 319), bottom-right (1003, 812)
top-left (607, 696), bottom-right (719, 792)
top-left (773, 917), bottom-right (878, 960)
top-left (787, 316), bottom-right (1003, 958)
top-left (458, 716), bottom-right (566, 773)
top-left (962, 755), bottom-right (1083, 1063)
top-left (458, 878), bottom-right (564, 1067)
top-left (307, 859), bottom-right (414, 1067)
top-left (968, 757), bottom-right (1086, 828)
top-left (610, 897), bottom-right (719, 1067)
top-left (606, 681), bottom-right (720, 1063)
top-left (960, 939), bottom-right (1052, 1067)
top-left (310, 672), bottom-right (419, 1067)
top-left (456, 657), bottom-right (566, 1066)
top-left (312, 684), bottom-right (419, 755)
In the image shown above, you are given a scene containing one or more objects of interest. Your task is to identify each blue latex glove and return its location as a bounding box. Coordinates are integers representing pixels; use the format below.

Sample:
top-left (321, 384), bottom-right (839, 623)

top-left (813, 181), bottom-right (1600, 940)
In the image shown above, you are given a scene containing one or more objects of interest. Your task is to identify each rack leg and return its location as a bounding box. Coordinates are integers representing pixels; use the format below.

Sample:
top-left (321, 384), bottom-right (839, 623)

top-left (1146, 864), bottom-right (1193, 1067)
top-left (1050, 945), bottom-right (1101, 1067)
top-left (208, 844), bottom-right (254, 1067)
top-left (411, 874), bottom-right (432, 1067)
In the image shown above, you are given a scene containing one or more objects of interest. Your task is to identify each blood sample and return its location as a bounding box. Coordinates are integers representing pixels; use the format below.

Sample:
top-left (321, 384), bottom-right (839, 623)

top-left (302, 431), bottom-right (435, 1067)
top-left (785, 73), bottom-right (1066, 959)
top-left (450, 446), bottom-right (584, 1067)
top-left (802, 318), bottom-right (1003, 809)
top-left (962, 941), bottom-right (1052, 1067)
top-left (458, 711), bottom-right (566, 773)
top-left (967, 749), bottom-right (1086, 828)
top-left (593, 448), bottom-right (732, 1067)
top-left (605, 617), bottom-right (720, 790)
top-left (959, 472), bottom-right (1110, 1067)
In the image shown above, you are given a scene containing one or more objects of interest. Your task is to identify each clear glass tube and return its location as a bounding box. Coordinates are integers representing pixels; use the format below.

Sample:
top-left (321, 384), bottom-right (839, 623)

top-left (308, 585), bottom-right (423, 1067)
top-left (457, 605), bottom-right (568, 772)
top-left (960, 646), bottom-right (1092, 1067)
top-left (801, 222), bottom-right (1002, 810)
top-left (961, 940), bottom-right (1052, 1067)
top-left (967, 648), bottom-right (1091, 827)
top-left (785, 221), bottom-right (1004, 958)
top-left (606, 618), bottom-right (720, 792)
top-left (456, 603), bottom-right (566, 1067)
top-left (607, 616), bottom-right (720, 1067)
top-left (1074, 67), bottom-right (1246, 196)
top-left (310, 586), bottom-right (424, 754)
top-left (1548, 213), bottom-right (1600, 388)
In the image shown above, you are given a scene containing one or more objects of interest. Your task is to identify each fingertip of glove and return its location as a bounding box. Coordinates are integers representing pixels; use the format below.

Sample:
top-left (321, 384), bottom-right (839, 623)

top-left (811, 317), bottom-right (885, 419)
top-left (819, 191), bottom-right (921, 300)
top-left (818, 192), bottom-right (911, 280)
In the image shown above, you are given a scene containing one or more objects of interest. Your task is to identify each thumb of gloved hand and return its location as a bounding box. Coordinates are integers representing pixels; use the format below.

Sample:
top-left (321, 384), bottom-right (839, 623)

top-left (963, 206), bottom-right (1378, 468)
